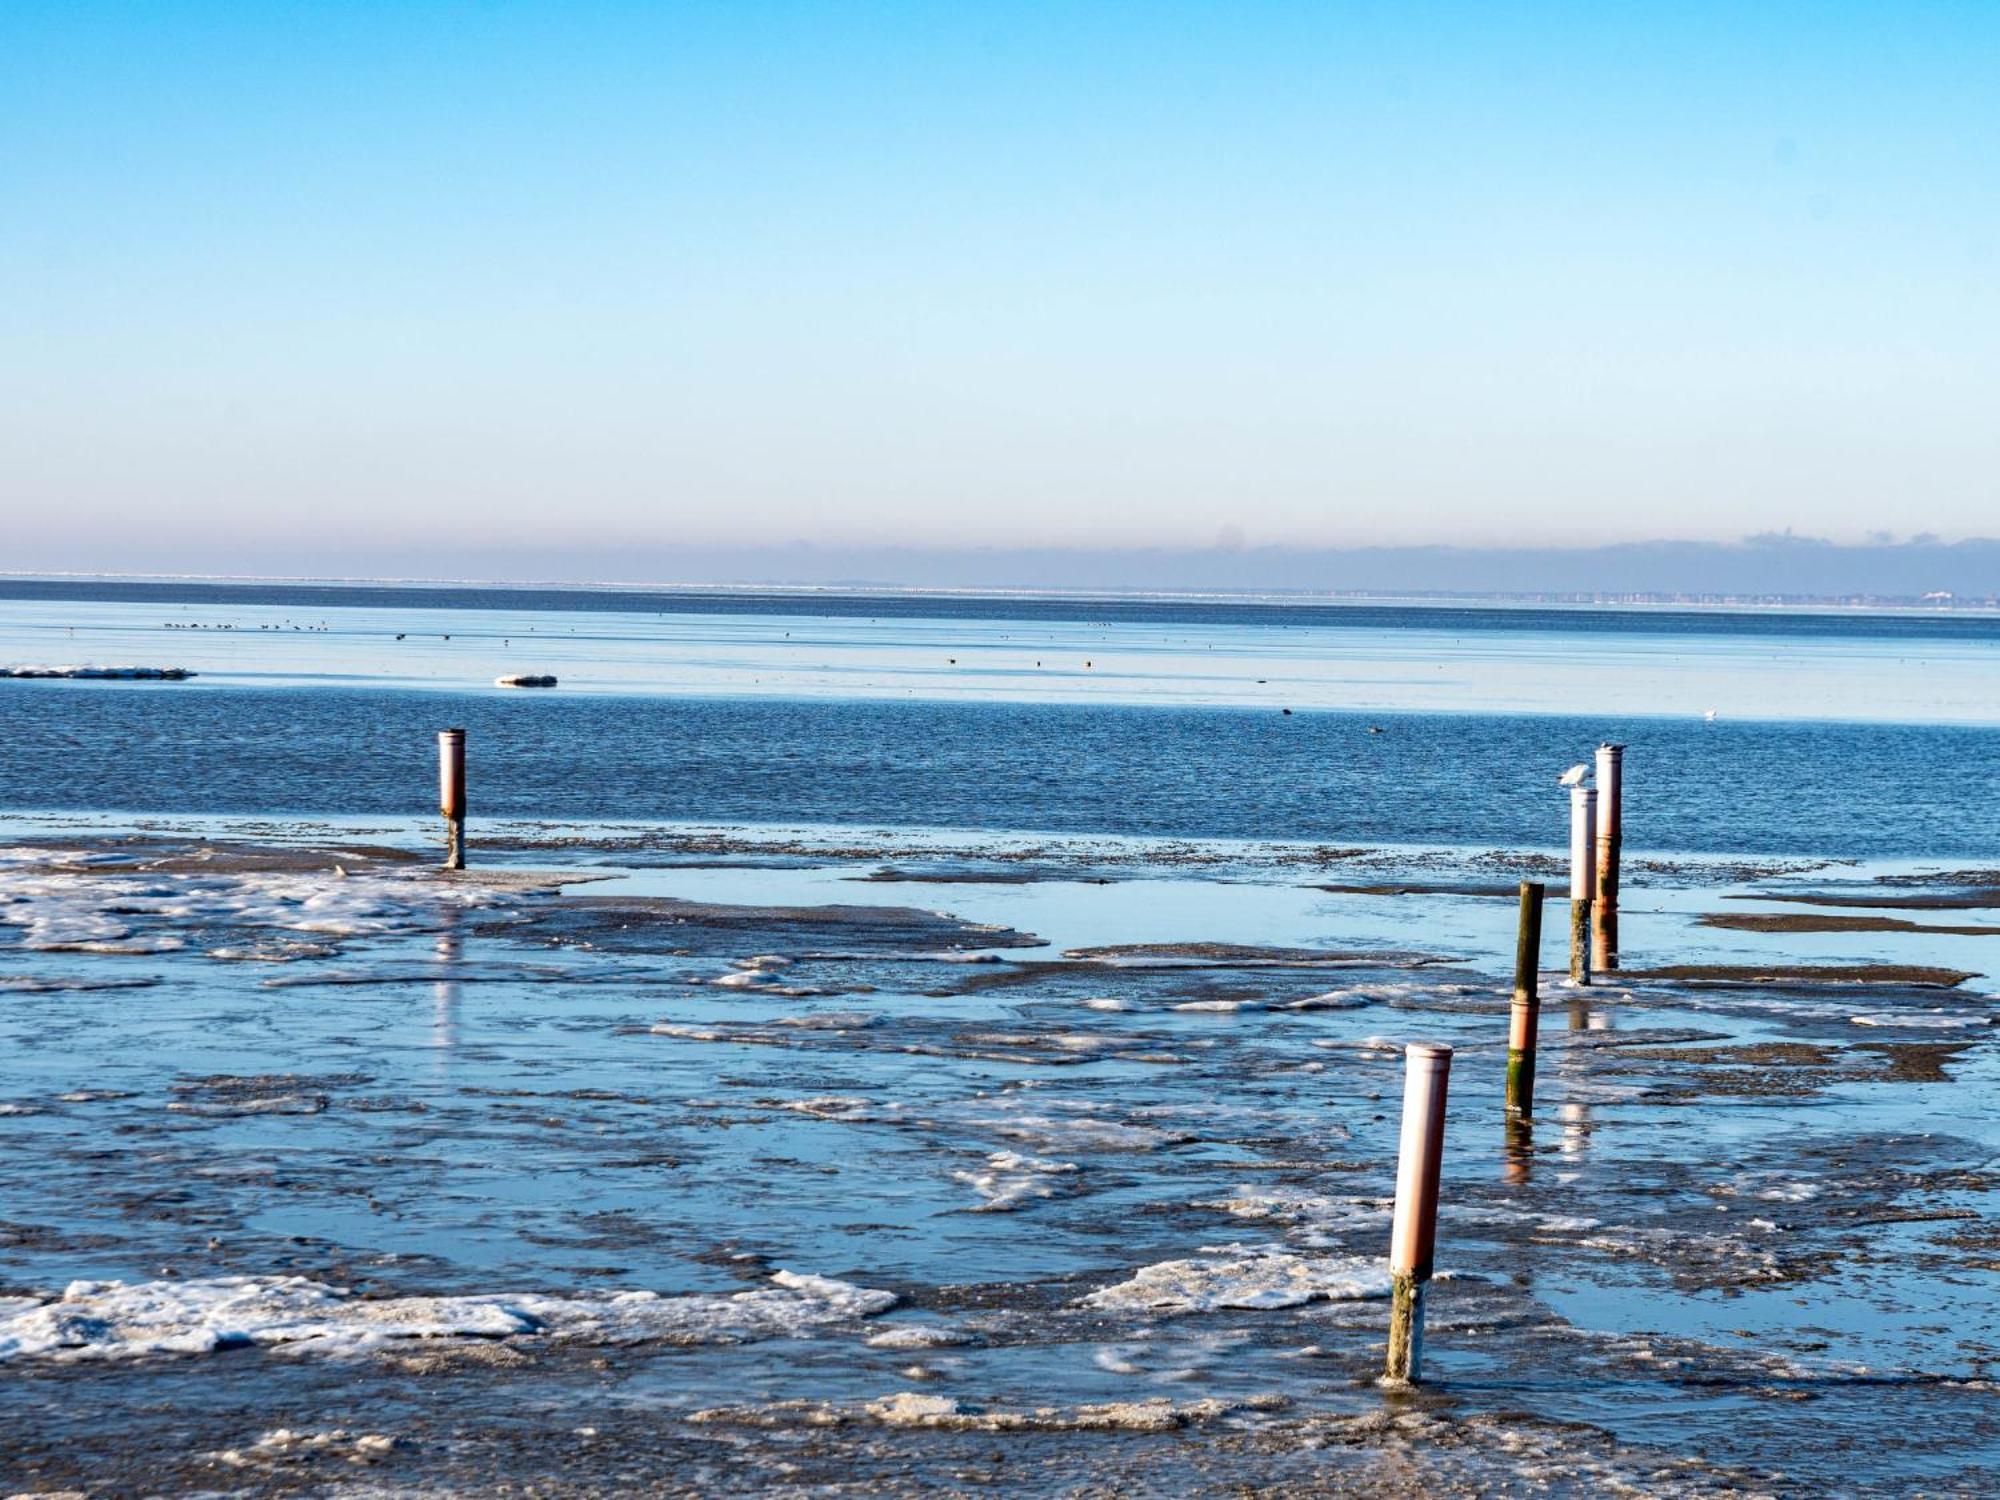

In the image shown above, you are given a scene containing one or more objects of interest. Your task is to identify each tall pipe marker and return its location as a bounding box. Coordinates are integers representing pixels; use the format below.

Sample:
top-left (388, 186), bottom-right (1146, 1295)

top-left (1385, 1042), bottom-right (1452, 1383)
top-left (1592, 743), bottom-right (1623, 970)
top-left (1568, 785), bottom-right (1596, 985)
top-left (1506, 880), bottom-right (1546, 1116)
top-left (438, 728), bottom-right (467, 870)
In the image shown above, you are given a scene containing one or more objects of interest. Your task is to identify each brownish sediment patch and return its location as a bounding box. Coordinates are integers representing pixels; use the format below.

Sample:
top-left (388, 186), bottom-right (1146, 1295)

top-left (1849, 1041), bottom-right (1975, 1083)
top-left (519, 894), bottom-right (1046, 956)
top-left (1726, 891), bottom-right (2000, 912)
top-left (1699, 912), bottom-right (2000, 936)
top-left (1621, 963), bottom-right (1976, 987)
top-left (1872, 867), bottom-right (2000, 889)
top-left (1615, 1042), bottom-right (1842, 1066)
top-left (1313, 882), bottom-right (1519, 899)
top-left (1061, 942), bottom-right (1453, 967)
top-left (850, 866), bottom-right (1107, 886)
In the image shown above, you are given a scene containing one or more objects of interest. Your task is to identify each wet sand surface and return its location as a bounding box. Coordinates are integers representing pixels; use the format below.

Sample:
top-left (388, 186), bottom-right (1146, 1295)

top-left (3, 825), bottom-right (1999, 1496)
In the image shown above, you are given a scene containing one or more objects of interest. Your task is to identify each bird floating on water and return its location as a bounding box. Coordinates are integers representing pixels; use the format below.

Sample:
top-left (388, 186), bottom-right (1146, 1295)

top-left (1557, 763), bottom-right (1589, 787)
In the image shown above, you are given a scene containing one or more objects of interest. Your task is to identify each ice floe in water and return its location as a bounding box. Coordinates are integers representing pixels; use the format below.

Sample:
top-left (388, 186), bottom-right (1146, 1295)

top-left (951, 1150), bottom-right (1079, 1211)
top-left (1850, 1011), bottom-right (1993, 1029)
top-left (213, 1427), bottom-right (402, 1469)
top-left (1275, 987), bottom-right (1375, 1010)
top-left (0, 861), bottom-right (494, 954)
top-left (1194, 1188), bottom-right (1391, 1246)
top-left (0, 1271), bottom-right (895, 1362)
top-left (863, 1322), bottom-right (973, 1349)
top-left (1080, 1246), bottom-right (1390, 1313)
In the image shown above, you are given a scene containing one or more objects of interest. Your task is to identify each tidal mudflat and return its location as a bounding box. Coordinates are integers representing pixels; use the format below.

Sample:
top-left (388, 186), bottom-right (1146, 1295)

top-left (3, 821), bottom-right (1998, 1495)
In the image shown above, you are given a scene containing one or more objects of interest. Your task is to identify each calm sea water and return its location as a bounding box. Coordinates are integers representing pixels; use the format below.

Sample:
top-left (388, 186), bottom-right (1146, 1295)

top-left (1, 685), bottom-right (1994, 857)
top-left (2, 581), bottom-right (1998, 856)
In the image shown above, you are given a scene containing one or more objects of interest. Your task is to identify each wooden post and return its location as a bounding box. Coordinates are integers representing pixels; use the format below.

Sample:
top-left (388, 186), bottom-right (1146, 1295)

top-left (1506, 880), bottom-right (1545, 1117)
top-left (1385, 1042), bottom-right (1451, 1384)
top-left (1568, 785), bottom-right (1595, 985)
top-left (1592, 744), bottom-right (1623, 971)
top-left (438, 729), bottom-right (466, 870)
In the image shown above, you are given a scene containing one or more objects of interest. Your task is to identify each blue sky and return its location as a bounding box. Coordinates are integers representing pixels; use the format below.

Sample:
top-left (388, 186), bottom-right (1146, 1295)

top-left (3, 2), bottom-right (1995, 572)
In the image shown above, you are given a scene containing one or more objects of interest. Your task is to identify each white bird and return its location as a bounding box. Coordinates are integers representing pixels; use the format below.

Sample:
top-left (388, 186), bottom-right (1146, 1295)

top-left (1702, 708), bottom-right (1717, 722)
top-left (1557, 763), bottom-right (1589, 787)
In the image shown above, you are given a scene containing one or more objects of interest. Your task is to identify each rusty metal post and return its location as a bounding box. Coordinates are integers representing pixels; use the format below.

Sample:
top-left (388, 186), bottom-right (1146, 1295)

top-left (1592, 744), bottom-right (1623, 970)
top-left (1506, 881), bottom-right (1545, 1117)
top-left (438, 728), bottom-right (466, 870)
top-left (1568, 785), bottom-right (1595, 985)
top-left (1385, 1042), bottom-right (1452, 1383)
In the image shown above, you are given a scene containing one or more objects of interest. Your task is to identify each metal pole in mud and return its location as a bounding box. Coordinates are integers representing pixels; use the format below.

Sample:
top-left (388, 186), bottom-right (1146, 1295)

top-left (438, 729), bottom-right (467, 870)
top-left (1385, 1042), bottom-right (1452, 1384)
top-left (1592, 744), bottom-right (1623, 971)
top-left (1568, 786), bottom-right (1595, 985)
top-left (1506, 881), bottom-right (1545, 1117)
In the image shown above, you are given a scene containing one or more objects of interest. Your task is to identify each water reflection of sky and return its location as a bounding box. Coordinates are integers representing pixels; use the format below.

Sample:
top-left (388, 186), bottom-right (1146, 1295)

top-left (7, 597), bottom-right (2000, 723)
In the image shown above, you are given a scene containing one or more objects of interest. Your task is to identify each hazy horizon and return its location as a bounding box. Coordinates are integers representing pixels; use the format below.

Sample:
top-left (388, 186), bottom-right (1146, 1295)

top-left (7, 530), bottom-right (2000, 601)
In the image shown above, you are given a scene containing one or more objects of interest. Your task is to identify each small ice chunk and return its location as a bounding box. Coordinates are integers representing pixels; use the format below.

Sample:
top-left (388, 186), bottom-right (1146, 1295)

top-left (1277, 988), bottom-right (1372, 1011)
top-left (951, 1150), bottom-right (1079, 1212)
top-left (864, 1323), bottom-right (971, 1349)
top-left (865, 1392), bottom-right (964, 1425)
top-left (1080, 1247), bottom-right (1390, 1314)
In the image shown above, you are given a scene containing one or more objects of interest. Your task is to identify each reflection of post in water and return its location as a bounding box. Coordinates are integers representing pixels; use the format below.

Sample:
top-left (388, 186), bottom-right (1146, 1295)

top-left (432, 914), bottom-right (462, 1055)
top-left (1557, 998), bottom-right (1604, 1156)
top-left (1502, 1115), bottom-right (1534, 1185)
top-left (1559, 1100), bottom-right (1590, 1159)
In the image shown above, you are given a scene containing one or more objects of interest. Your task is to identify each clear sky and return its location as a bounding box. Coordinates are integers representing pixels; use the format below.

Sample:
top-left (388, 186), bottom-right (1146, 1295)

top-left (3, 2), bottom-right (1996, 573)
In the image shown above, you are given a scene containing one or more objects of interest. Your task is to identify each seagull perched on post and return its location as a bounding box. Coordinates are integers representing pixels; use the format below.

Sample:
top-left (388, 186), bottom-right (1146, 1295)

top-left (1557, 763), bottom-right (1589, 787)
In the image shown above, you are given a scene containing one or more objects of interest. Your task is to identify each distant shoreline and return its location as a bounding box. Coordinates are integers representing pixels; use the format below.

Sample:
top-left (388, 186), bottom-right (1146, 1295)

top-left (2, 572), bottom-right (1996, 617)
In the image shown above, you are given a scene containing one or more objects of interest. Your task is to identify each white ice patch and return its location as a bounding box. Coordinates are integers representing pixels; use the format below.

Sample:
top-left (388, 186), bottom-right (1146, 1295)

top-left (0, 1270), bottom-right (895, 1363)
top-left (1276, 987), bottom-right (1374, 1011)
top-left (776, 1095), bottom-right (885, 1121)
top-left (1850, 1012), bottom-right (1991, 1030)
top-left (213, 1427), bottom-right (401, 1468)
top-left (1310, 1035), bottom-right (1406, 1054)
top-left (951, 1150), bottom-right (1079, 1212)
top-left (1080, 1246), bottom-right (1390, 1313)
top-left (0, 861), bottom-right (494, 955)
top-left (1714, 1172), bottom-right (1821, 1204)
top-left (1194, 1189), bottom-right (1391, 1246)
top-left (972, 1103), bottom-right (1188, 1153)
top-left (863, 1323), bottom-right (972, 1349)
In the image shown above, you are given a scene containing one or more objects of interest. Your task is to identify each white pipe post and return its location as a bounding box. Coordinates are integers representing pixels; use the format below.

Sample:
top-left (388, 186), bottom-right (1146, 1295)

top-left (1592, 743), bottom-right (1623, 970)
top-left (438, 728), bottom-right (467, 870)
top-left (1568, 785), bottom-right (1596, 985)
top-left (1385, 1042), bottom-right (1452, 1383)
